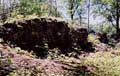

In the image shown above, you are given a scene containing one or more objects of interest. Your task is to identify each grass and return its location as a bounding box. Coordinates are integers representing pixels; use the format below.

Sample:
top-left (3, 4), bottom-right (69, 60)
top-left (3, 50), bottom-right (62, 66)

top-left (51, 48), bottom-right (120, 76)
top-left (80, 50), bottom-right (120, 76)
top-left (88, 34), bottom-right (100, 45)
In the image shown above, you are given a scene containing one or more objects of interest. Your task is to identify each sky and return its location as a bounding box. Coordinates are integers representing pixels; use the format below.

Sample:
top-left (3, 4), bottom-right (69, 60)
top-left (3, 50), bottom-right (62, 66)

top-left (0, 0), bottom-right (19, 7)
top-left (56, 0), bottom-right (104, 25)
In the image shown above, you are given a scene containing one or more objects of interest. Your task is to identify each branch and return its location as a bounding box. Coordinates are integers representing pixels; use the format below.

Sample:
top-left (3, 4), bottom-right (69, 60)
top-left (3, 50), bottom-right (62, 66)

top-left (73, 4), bottom-right (79, 16)
top-left (106, 18), bottom-right (116, 28)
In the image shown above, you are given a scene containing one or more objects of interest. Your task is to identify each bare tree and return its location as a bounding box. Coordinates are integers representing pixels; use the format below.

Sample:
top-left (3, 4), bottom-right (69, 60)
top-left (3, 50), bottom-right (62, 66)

top-left (87, 0), bottom-right (90, 32)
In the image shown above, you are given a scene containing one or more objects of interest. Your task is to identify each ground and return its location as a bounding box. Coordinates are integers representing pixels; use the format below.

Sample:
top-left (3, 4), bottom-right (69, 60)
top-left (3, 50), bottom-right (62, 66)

top-left (0, 42), bottom-right (120, 76)
top-left (0, 18), bottom-right (120, 76)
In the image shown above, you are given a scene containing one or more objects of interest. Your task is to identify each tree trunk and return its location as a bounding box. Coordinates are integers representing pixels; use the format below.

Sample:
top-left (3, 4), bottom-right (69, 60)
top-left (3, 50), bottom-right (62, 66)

top-left (79, 14), bottom-right (82, 26)
top-left (70, 0), bottom-right (74, 21)
top-left (71, 14), bottom-right (74, 21)
top-left (116, 0), bottom-right (120, 35)
top-left (88, 0), bottom-right (90, 32)
top-left (54, 0), bottom-right (58, 17)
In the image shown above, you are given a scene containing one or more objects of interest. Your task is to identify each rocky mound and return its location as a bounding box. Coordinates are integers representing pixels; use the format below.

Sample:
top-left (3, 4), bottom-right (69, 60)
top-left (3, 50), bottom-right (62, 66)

top-left (0, 17), bottom-right (92, 57)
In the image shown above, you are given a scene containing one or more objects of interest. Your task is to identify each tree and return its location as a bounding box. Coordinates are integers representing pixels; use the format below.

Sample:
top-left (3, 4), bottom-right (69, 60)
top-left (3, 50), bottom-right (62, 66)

top-left (92, 0), bottom-right (120, 35)
top-left (87, 0), bottom-right (90, 32)
top-left (10, 0), bottom-right (61, 18)
top-left (66, 0), bottom-right (82, 21)
top-left (18, 0), bottom-right (46, 16)
top-left (48, 0), bottom-right (61, 17)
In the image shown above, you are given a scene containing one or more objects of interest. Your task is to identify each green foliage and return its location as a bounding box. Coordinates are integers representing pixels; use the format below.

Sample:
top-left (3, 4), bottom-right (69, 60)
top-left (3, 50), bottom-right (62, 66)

top-left (81, 51), bottom-right (120, 76)
top-left (0, 0), bottom-right (62, 23)
top-left (66, 0), bottom-right (84, 20)
top-left (92, 0), bottom-right (120, 34)
top-left (92, 0), bottom-right (115, 18)
top-left (14, 0), bottom-right (61, 17)
top-left (88, 34), bottom-right (100, 44)
top-left (97, 22), bottom-right (116, 35)
top-left (11, 0), bottom-right (48, 17)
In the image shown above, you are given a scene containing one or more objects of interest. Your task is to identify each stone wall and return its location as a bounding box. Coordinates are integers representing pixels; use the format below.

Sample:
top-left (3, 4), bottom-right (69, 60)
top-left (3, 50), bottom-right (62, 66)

top-left (0, 17), bottom-right (90, 56)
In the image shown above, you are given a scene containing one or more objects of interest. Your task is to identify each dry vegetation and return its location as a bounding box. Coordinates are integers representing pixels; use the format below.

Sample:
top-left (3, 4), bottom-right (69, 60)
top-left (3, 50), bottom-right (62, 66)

top-left (0, 18), bottom-right (120, 76)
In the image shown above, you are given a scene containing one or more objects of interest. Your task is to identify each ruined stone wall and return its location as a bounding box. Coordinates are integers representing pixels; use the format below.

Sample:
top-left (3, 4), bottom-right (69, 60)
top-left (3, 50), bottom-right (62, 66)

top-left (0, 17), bottom-right (90, 55)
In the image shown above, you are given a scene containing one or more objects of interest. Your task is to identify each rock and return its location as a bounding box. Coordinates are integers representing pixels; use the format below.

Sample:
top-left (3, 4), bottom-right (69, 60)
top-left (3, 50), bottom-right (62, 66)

top-left (95, 43), bottom-right (111, 51)
top-left (0, 17), bottom-right (91, 57)
top-left (96, 33), bottom-right (109, 44)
